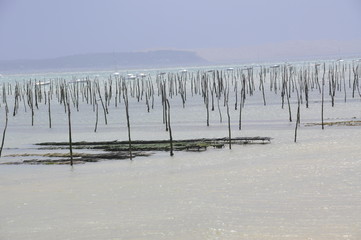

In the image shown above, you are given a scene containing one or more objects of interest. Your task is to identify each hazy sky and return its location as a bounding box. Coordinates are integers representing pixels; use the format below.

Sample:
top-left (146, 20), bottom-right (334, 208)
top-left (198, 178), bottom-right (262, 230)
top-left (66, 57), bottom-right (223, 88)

top-left (0, 0), bottom-right (360, 60)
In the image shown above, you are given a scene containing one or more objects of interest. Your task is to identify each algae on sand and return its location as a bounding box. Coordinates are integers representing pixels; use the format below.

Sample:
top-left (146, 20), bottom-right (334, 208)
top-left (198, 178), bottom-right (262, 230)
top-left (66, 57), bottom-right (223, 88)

top-left (3, 137), bottom-right (271, 165)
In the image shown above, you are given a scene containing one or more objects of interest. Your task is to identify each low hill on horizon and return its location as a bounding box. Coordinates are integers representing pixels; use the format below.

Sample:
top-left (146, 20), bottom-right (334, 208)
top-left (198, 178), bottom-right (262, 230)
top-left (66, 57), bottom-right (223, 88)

top-left (0, 50), bottom-right (208, 73)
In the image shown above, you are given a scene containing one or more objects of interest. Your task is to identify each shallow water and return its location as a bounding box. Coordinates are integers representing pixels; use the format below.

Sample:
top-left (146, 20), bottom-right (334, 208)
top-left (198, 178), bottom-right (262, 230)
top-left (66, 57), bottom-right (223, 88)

top-left (1, 125), bottom-right (361, 240)
top-left (1, 62), bottom-right (361, 239)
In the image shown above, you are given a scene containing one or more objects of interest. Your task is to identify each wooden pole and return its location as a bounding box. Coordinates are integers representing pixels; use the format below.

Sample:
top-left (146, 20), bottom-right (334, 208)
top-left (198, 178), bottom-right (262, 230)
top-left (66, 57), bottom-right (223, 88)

top-left (0, 103), bottom-right (9, 157)
top-left (96, 81), bottom-right (108, 125)
top-left (239, 74), bottom-right (246, 130)
top-left (166, 99), bottom-right (174, 156)
top-left (48, 91), bottom-right (52, 128)
top-left (122, 83), bottom-right (132, 160)
top-left (226, 99), bottom-right (232, 149)
top-left (94, 99), bottom-right (99, 132)
top-left (321, 63), bottom-right (325, 130)
top-left (286, 67), bottom-right (292, 122)
top-left (67, 100), bottom-right (73, 166)
top-left (259, 68), bottom-right (266, 106)
top-left (294, 87), bottom-right (301, 143)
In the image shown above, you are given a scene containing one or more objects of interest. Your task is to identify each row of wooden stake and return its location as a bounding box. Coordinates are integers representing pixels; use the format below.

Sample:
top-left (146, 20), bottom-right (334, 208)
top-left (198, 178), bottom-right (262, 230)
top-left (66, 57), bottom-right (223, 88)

top-left (0, 60), bottom-right (360, 162)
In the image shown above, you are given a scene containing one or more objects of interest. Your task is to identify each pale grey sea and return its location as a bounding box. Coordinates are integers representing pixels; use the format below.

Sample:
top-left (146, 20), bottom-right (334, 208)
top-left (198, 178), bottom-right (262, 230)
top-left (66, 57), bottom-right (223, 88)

top-left (0, 59), bottom-right (360, 239)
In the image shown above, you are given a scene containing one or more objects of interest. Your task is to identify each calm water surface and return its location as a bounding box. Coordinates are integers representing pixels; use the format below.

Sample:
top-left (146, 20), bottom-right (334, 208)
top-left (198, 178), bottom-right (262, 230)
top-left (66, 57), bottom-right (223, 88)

top-left (0, 63), bottom-right (361, 239)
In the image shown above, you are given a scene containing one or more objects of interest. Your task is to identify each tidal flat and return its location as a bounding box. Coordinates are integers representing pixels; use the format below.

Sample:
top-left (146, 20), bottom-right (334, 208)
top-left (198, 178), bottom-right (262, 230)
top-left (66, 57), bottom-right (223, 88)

top-left (1, 60), bottom-right (361, 239)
